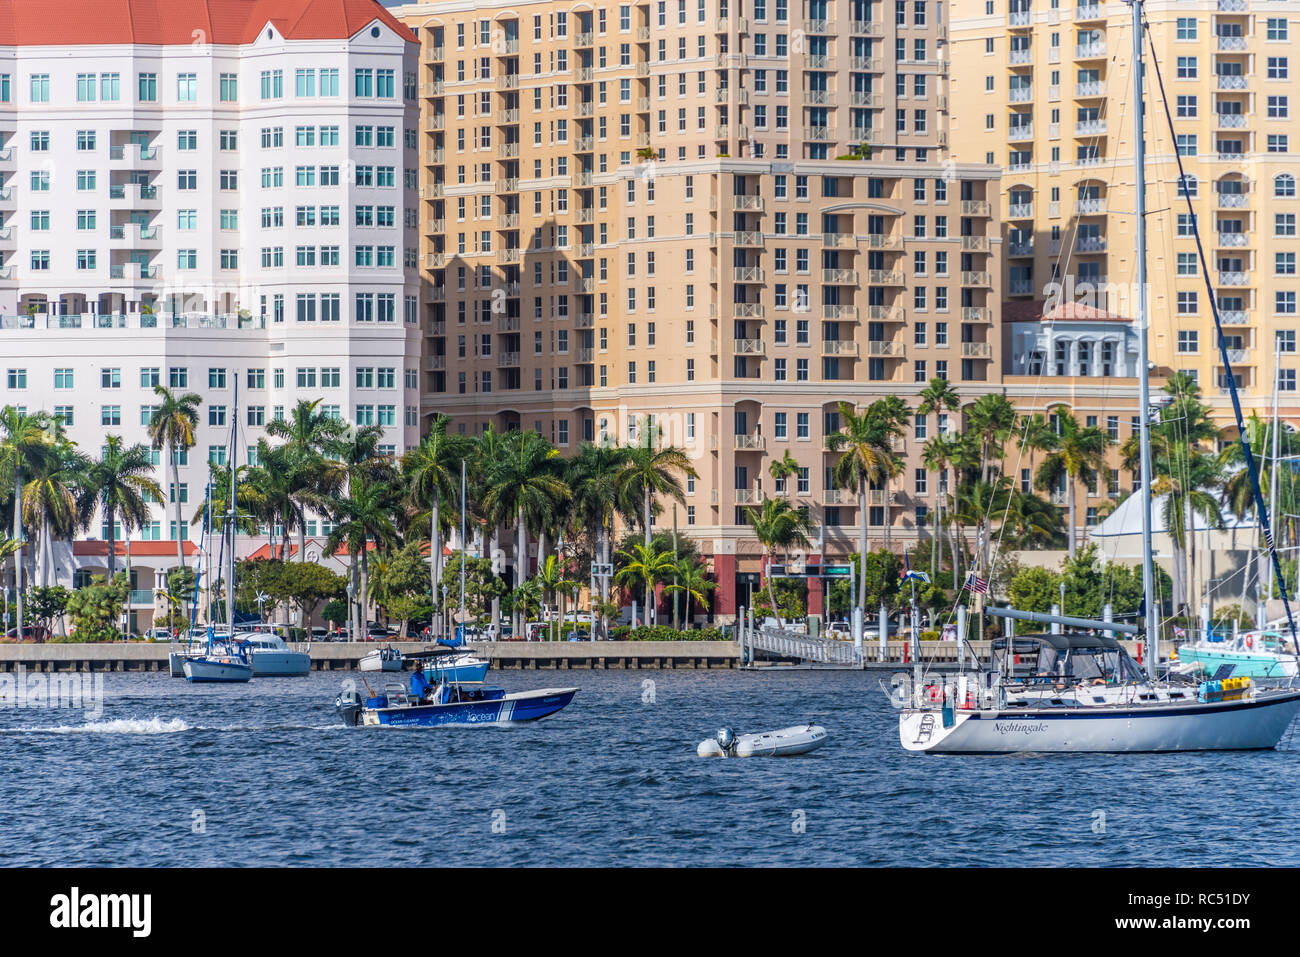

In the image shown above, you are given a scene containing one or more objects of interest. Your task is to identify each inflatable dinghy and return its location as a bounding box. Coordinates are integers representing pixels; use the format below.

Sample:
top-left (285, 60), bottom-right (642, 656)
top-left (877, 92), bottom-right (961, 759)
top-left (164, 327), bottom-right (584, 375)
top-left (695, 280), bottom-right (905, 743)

top-left (697, 724), bottom-right (828, 757)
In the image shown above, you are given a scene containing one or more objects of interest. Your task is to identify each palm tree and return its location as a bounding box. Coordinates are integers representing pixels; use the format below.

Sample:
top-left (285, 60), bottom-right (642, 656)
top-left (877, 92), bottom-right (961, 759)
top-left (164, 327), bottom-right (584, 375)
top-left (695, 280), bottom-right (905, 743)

top-left (1017, 411), bottom-right (1058, 477)
top-left (147, 385), bottom-right (202, 570)
top-left (921, 433), bottom-right (958, 581)
top-left (1004, 489), bottom-right (1066, 548)
top-left (747, 497), bottom-right (814, 625)
top-left (614, 541), bottom-right (677, 625)
top-left (78, 436), bottom-right (163, 579)
top-left (916, 376), bottom-right (959, 435)
top-left (325, 476), bottom-right (401, 640)
top-left (22, 430), bottom-right (87, 588)
top-left (616, 421), bottom-right (697, 620)
top-left (566, 442), bottom-right (631, 637)
top-left (0, 407), bottom-right (55, 637)
top-left (663, 557), bottom-right (715, 628)
top-left (1034, 406), bottom-right (1110, 557)
top-left (480, 429), bottom-right (569, 640)
top-left (268, 399), bottom-right (349, 561)
top-left (768, 449), bottom-right (800, 495)
top-left (243, 441), bottom-right (300, 560)
top-left (403, 414), bottom-right (471, 608)
top-left (534, 553), bottom-right (579, 640)
top-left (827, 401), bottom-right (890, 613)
top-left (866, 396), bottom-right (910, 547)
top-left (966, 393), bottom-right (1019, 484)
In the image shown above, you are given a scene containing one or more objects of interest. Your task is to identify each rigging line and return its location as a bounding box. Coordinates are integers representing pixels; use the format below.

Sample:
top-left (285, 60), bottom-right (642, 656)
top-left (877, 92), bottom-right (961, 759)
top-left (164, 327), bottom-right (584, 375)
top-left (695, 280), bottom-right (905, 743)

top-left (1143, 15), bottom-right (1300, 655)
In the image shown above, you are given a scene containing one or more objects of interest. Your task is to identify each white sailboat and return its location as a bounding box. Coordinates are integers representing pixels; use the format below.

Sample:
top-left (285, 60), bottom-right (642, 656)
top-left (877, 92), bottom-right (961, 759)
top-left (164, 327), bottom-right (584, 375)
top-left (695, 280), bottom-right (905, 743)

top-left (899, 0), bottom-right (1300, 753)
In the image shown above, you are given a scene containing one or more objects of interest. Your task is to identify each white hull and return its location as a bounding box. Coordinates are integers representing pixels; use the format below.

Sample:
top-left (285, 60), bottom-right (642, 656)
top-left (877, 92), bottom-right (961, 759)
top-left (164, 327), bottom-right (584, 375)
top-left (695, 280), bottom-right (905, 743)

top-left (900, 691), bottom-right (1300, 753)
top-left (698, 725), bottom-right (828, 757)
top-left (359, 651), bottom-right (403, 672)
top-left (249, 649), bottom-right (311, 677)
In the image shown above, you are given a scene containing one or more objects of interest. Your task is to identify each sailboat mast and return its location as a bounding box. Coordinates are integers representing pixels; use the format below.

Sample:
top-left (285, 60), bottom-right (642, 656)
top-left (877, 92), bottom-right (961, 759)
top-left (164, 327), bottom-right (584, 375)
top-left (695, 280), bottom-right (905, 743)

top-left (1131, 0), bottom-right (1158, 680)
top-left (1265, 347), bottom-right (1281, 620)
top-left (226, 380), bottom-right (238, 637)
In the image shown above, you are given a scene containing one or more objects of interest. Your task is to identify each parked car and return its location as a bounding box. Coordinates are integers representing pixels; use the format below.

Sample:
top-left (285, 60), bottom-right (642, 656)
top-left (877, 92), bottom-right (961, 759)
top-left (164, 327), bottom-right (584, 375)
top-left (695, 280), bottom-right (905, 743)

top-left (2, 625), bottom-right (51, 643)
top-left (309, 627), bottom-right (329, 641)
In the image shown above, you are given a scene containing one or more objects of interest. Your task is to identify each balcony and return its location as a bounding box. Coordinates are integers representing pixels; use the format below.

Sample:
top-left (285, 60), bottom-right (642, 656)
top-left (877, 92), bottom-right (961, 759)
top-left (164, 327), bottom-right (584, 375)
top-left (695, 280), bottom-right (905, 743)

top-left (850, 91), bottom-right (881, 108)
top-left (849, 57), bottom-right (882, 72)
top-left (821, 232), bottom-right (854, 249)
top-left (575, 31), bottom-right (594, 46)
top-left (962, 236), bottom-right (990, 252)
top-left (1217, 271), bottom-right (1250, 286)
top-left (494, 178), bottom-right (519, 194)
top-left (1217, 75), bottom-right (1248, 90)
top-left (497, 248), bottom-right (520, 264)
top-left (1009, 279), bottom-right (1035, 295)
top-left (423, 80), bottom-right (445, 97)
top-left (961, 342), bottom-right (994, 359)
top-left (866, 305), bottom-right (906, 323)
top-left (1075, 236), bottom-right (1107, 253)
top-left (803, 18), bottom-right (830, 34)
top-left (574, 312), bottom-right (595, 328)
top-left (425, 355), bottom-right (447, 371)
top-left (1218, 192), bottom-right (1249, 209)
top-left (734, 195), bottom-right (764, 212)
top-left (1075, 2), bottom-right (1103, 20)
top-left (1009, 48), bottom-right (1033, 66)
top-left (867, 340), bottom-right (905, 357)
top-left (1074, 42), bottom-right (1106, 59)
top-left (1008, 87), bottom-right (1034, 103)
top-left (962, 307), bottom-right (992, 323)
top-left (1226, 348), bottom-right (1251, 364)
top-left (1008, 241), bottom-right (1034, 257)
top-left (864, 233), bottom-right (902, 250)
top-left (851, 20), bottom-right (884, 36)
top-left (822, 489), bottom-right (850, 505)
top-left (803, 90), bottom-right (832, 106)
top-left (498, 213), bottom-right (519, 229)
top-left (733, 266), bottom-right (764, 283)
top-left (498, 143), bottom-right (520, 159)
top-left (425, 252), bottom-right (446, 268)
top-left (734, 230), bottom-right (764, 247)
top-left (575, 347), bottom-right (594, 363)
top-left (734, 489), bottom-right (765, 505)
top-left (1076, 197), bottom-right (1106, 215)
top-left (824, 268), bottom-right (860, 284)
top-left (733, 302), bottom-right (765, 318)
top-left (1075, 119), bottom-right (1107, 136)
top-left (715, 16), bottom-right (749, 32)
top-left (864, 269), bottom-right (899, 285)
top-left (734, 433), bottom-right (766, 450)
top-left (1220, 310), bottom-right (1249, 325)
top-left (961, 271), bottom-right (992, 286)
top-left (821, 340), bottom-right (859, 357)
top-left (1075, 80), bottom-right (1104, 97)
top-left (803, 54), bottom-right (833, 70)
top-left (733, 338), bottom-right (765, 355)
top-left (1008, 123), bottom-right (1034, 141)
top-left (496, 74), bottom-right (519, 90)
top-left (1008, 11), bottom-right (1032, 26)
top-left (1216, 231), bottom-right (1248, 247)
top-left (496, 109), bottom-right (519, 125)
top-left (496, 316), bottom-right (520, 332)
top-left (822, 304), bottom-right (858, 321)
top-left (425, 148), bottom-right (445, 164)
top-left (497, 352), bottom-right (521, 368)
top-left (961, 200), bottom-right (992, 217)
top-left (1217, 113), bottom-right (1247, 129)
top-left (1218, 36), bottom-right (1248, 52)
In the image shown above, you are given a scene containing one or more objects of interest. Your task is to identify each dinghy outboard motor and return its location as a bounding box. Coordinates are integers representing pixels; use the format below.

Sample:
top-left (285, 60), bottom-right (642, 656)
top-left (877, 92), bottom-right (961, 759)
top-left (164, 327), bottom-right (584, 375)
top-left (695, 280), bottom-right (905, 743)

top-left (335, 689), bottom-right (363, 727)
top-left (715, 727), bottom-right (736, 754)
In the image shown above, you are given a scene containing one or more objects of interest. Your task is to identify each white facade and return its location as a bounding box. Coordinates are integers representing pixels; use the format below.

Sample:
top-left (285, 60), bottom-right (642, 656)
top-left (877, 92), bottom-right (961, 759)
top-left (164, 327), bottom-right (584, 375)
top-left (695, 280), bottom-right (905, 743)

top-left (0, 14), bottom-right (420, 546)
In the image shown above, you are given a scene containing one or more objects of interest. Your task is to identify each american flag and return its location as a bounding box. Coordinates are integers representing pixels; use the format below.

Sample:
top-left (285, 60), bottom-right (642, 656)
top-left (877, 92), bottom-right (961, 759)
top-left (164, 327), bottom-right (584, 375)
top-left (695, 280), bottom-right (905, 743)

top-left (965, 574), bottom-right (988, 595)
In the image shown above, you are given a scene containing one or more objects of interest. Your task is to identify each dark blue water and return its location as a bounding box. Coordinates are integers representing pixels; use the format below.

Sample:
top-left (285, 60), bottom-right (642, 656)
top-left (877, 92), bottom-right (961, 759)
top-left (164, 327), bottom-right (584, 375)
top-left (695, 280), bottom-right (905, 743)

top-left (2, 668), bottom-right (1298, 866)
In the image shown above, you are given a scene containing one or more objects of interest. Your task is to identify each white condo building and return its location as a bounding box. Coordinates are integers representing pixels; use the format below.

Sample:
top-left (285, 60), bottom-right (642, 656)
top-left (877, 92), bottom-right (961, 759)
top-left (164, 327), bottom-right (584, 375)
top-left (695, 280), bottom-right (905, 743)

top-left (0, 0), bottom-right (420, 619)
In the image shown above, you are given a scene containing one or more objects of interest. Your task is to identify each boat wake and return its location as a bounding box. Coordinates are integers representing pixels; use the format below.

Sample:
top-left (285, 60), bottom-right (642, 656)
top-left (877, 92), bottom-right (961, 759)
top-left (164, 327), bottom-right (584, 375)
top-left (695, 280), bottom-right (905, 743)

top-left (0, 717), bottom-right (192, 735)
top-left (0, 718), bottom-right (345, 735)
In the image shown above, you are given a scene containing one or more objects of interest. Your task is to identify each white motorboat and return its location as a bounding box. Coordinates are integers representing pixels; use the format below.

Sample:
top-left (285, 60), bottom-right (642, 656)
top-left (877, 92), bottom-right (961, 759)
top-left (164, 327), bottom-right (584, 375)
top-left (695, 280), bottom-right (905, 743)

top-left (1172, 630), bottom-right (1299, 681)
top-left (900, 632), bottom-right (1300, 754)
top-left (359, 646), bottom-right (404, 672)
top-left (697, 724), bottom-right (828, 757)
top-left (239, 628), bottom-right (311, 677)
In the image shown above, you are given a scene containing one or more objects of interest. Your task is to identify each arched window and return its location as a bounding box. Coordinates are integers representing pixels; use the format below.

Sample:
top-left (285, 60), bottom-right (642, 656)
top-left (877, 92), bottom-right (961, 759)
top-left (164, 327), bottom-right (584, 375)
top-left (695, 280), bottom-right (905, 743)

top-left (1276, 173), bottom-right (1296, 198)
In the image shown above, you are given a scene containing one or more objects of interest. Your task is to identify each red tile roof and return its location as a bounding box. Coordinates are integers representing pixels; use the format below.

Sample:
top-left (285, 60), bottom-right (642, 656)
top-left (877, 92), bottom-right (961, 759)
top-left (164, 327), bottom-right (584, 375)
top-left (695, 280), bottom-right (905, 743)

top-left (0, 0), bottom-right (415, 46)
top-left (73, 540), bottom-right (199, 557)
top-left (1004, 299), bottom-right (1133, 323)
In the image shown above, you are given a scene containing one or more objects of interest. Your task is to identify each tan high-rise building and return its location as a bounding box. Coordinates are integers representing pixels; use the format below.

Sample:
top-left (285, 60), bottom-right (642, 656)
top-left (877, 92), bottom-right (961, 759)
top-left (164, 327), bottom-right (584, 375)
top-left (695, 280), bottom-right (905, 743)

top-left (394, 0), bottom-right (1003, 620)
top-left (951, 0), bottom-right (1299, 418)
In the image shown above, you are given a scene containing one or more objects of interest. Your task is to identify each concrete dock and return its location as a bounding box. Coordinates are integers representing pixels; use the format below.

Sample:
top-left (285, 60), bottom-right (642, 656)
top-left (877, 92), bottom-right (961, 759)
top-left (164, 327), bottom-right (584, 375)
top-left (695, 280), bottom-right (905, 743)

top-left (0, 638), bottom-right (1163, 672)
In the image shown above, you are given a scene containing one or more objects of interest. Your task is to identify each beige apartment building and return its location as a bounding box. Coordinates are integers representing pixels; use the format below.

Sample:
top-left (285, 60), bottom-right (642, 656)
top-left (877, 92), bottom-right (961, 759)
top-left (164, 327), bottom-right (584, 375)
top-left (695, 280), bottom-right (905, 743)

top-left (951, 0), bottom-right (1300, 422)
top-left (393, 0), bottom-right (1007, 620)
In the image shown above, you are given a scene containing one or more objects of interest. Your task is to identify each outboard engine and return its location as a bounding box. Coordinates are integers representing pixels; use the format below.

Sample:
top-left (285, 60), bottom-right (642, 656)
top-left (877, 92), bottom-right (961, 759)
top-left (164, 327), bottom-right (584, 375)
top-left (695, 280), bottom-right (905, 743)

top-left (335, 689), bottom-right (363, 727)
top-left (715, 727), bottom-right (737, 755)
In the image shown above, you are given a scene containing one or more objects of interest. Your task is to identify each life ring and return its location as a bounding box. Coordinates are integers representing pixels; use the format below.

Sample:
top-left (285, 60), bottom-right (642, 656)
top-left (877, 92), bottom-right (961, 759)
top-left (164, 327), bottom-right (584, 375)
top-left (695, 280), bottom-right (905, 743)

top-left (1246, 635), bottom-right (1254, 649)
top-left (927, 685), bottom-right (942, 703)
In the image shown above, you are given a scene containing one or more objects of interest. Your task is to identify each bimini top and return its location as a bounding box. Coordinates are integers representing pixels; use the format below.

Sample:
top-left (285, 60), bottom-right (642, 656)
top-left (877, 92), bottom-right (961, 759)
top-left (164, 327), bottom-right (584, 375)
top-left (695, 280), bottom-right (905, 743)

top-left (992, 631), bottom-right (1128, 653)
top-left (992, 631), bottom-right (1143, 684)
